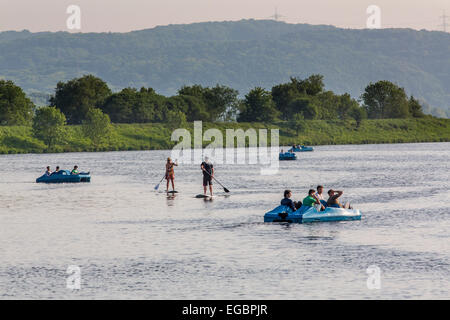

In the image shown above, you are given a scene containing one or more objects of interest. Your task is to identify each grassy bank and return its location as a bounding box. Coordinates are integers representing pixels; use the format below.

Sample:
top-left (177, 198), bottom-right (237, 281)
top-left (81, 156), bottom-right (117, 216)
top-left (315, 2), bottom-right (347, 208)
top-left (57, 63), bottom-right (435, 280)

top-left (0, 118), bottom-right (449, 154)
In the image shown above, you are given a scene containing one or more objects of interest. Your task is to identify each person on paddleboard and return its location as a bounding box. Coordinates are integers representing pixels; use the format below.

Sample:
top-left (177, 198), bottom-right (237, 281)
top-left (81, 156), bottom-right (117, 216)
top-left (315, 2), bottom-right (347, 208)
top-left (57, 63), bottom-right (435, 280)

top-left (201, 156), bottom-right (214, 196)
top-left (165, 157), bottom-right (178, 192)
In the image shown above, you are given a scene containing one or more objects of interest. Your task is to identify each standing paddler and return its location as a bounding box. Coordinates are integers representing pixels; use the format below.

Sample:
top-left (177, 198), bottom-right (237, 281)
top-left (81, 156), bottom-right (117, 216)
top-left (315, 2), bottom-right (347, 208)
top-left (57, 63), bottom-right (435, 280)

top-left (201, 156), bottom-right (214, 197)
top-left (165, 157), bottom-right (178, 192)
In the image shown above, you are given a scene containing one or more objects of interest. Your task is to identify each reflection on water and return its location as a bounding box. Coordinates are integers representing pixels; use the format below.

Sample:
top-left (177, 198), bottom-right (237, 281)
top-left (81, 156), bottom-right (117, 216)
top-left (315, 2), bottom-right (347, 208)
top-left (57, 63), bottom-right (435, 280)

top-left (0, 142), bottom-right (449, 299)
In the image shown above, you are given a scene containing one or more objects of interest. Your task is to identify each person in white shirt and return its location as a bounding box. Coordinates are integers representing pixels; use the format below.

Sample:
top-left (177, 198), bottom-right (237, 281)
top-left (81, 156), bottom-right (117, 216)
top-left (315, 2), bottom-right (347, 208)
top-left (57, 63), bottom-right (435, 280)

top-left (315, 185), bottom-right (326, 211)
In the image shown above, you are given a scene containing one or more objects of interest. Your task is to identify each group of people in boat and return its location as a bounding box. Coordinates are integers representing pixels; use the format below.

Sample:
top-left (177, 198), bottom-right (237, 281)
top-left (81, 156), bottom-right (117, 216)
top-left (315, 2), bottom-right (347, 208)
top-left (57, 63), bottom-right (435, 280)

top-left (281, 185), bottom-right (352, 211)
top-left (44, 165), bottom-right (81, 176)
top-left (165, 156), bottom-right (214, 196)
top-left (280, 145), bottom-right (304, 154)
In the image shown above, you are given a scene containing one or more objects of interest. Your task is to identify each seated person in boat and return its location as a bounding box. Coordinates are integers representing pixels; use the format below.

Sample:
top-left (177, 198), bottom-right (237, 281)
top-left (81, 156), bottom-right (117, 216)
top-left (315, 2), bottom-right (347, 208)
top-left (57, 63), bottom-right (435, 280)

top-left (327, 189), bottom-right (352, 209)
top-left (303, 189), bottom-right (321, 207)
top-left (71, 165), bottom-right (79, 175)
top-left (45, 166), bottom-right (52, 176)
top-left (281, 190), bottom-right (302, 211)
top-left (315, 185), bottom-right (326, 211)
top-left (51, 166), bottom-right (60, 175)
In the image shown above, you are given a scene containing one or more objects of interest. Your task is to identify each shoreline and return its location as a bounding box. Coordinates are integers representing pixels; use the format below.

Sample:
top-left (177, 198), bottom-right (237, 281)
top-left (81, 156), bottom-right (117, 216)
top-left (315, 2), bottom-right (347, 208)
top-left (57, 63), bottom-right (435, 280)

top-left (0, 141), bottom-right (449, 157)
top-left (1, 118), bottom-right (449, 155)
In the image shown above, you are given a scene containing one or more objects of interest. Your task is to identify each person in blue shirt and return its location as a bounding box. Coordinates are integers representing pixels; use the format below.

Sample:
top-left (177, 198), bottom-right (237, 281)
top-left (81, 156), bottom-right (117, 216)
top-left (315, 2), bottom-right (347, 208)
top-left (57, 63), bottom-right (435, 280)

top-left (281, 190), bottom-right (301, 211)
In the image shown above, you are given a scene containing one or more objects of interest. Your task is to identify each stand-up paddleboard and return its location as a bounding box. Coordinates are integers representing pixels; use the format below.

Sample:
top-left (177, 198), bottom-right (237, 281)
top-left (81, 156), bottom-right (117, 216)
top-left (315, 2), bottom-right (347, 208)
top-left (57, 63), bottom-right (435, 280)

top-left (195, 194), bottom-right (213, 199)
top-left (167, 190), bottom-right (178, 194)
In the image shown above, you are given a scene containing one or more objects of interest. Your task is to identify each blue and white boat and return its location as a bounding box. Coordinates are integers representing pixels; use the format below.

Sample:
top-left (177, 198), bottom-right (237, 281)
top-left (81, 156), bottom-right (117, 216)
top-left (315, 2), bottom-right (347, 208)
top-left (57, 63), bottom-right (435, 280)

top-left (264, 205), bottom-right (361, 223)
top-left (36, 170), bottom-right (91, 183)
top-left (279, 152), bottom-right (297, 160)
top-left (289, 145), bottom-right (314, 152)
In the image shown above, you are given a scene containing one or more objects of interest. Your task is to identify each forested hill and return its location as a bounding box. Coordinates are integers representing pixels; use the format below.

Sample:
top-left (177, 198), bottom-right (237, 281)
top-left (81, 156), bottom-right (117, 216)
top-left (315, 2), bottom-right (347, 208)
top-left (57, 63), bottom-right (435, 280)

top-left (1, 19), bottom-right (449, 116)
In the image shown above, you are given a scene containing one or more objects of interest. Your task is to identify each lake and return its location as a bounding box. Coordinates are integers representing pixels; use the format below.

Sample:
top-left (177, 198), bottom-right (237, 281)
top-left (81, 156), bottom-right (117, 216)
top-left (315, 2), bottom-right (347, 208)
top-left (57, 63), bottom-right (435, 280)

top-left (0, 142), bottom-right (449, 299)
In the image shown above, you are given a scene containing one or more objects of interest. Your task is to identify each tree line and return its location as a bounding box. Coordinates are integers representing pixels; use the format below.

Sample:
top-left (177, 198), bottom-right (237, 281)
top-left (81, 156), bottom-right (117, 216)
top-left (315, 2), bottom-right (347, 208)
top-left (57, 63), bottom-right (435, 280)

top-left (0, 75), bottom-right (427, 148)
top-left (1, 74), bottom-right (427, 126)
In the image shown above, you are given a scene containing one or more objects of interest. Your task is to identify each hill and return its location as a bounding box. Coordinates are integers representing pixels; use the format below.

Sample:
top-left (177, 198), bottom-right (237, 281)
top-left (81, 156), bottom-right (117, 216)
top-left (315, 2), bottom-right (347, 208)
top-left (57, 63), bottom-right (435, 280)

top-left (0, 20), bottom-right (449, 117)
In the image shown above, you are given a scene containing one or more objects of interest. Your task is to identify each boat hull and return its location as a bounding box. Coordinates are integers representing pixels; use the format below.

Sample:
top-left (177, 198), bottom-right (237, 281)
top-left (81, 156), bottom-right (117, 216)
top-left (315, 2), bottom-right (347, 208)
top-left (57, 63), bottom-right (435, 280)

top-left (289, 146), bottom-right (314, 152)
top-left (264, 205), bottom-right (361, 223)
top-left (36, 170), bottom-right (91, 183)
top-left (279, 153), bottom-right (297, 160)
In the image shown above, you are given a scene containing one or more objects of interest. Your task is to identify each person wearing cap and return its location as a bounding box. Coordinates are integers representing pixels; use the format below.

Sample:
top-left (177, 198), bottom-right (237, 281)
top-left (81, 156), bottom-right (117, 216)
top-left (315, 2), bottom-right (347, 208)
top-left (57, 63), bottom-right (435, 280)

top-left (165, 157), bottom-right (178, 192)
top-left (201, 156), bottom-right (214, 196)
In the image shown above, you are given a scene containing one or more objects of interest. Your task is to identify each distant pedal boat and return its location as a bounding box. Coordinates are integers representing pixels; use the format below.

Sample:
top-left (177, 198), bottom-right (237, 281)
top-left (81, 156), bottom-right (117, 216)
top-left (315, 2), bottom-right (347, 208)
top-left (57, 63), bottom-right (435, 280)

top-left (264, 205), bottom-right (361, 223)
top-left (289, 145), bottom-right (314, 152)
top-left (279, 152), bottom-right (297, 161)
top-left (36, 170), bottom-right (91, 183)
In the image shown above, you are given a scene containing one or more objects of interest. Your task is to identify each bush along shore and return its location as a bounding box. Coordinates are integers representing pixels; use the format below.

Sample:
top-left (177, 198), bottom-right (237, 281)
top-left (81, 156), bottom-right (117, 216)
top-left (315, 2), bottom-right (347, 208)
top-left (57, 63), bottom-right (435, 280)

top-left (1, 118), bottom-right (449, 154)
top-left (1, 74), bottom-right (448, 154)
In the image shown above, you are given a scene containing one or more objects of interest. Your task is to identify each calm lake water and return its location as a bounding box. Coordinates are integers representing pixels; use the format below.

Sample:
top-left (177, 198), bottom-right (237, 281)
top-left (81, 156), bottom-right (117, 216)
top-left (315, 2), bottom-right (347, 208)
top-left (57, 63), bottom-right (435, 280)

top-left (0, 142), bottom-right (449, 299)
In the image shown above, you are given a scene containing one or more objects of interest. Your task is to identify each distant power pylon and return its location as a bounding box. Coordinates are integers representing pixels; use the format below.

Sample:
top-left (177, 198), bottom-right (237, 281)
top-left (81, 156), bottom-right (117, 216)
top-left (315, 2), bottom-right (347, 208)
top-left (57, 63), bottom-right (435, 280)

top-left (269, 7), bottom-right (285, 21)
top-left (439, 10), bottom-right (449, 32)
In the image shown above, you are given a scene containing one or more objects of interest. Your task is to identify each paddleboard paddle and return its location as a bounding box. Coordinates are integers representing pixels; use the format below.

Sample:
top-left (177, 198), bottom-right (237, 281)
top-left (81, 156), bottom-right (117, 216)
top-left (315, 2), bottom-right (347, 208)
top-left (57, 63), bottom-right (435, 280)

top-left (202, 168), bottom-right (230, 193)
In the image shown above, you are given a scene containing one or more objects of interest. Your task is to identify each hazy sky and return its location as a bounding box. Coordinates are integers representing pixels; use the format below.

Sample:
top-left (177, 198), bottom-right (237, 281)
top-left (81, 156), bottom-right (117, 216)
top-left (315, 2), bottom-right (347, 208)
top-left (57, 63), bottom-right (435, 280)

top-left (0, 0), bottom-right (448, 32)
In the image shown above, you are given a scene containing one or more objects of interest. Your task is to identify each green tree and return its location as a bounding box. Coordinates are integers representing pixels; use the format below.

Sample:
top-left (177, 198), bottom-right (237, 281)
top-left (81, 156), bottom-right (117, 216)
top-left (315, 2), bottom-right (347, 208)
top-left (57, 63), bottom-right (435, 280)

top-left (50, 75), bottom-right (112, 124)
top-left (82, 108), bottom-right (113, 147)
top-left (288, 97), bottom-right (318, 120)
top-left (0, 80), bottom-right (35, 125)
top-left (166, 95), bottom-right (209, 122)
top-left (32, 106), bottom-right (66, 148)
top-left (271, 75), bottom-right (325, 120)
top-left (348, 106), bottom-right (367, 128)
top-left (100, 87), bottom-right (168, 123)
top-left (238, 87), bottom-right (279, 122)
top-left (292, 74), bottom-right (325, 96)
top-left (99, 87), bottom-right (136, 123)
top-left (134, 87), bottom-right (167, 123)
top-left (166, 109), bottom-right (187, 129)
top-left (289, 113), bottom-right (305, 135)
top-left (408, 96), bottom-right (425, 118)
top-left (362, 81), bottom-right (410, 119)
top-left (271, 82), bottom-right (299, 119)
top-left (336, 93), bottom-right (360, 120)
top-left (178, 84), bottom-right (239, 121)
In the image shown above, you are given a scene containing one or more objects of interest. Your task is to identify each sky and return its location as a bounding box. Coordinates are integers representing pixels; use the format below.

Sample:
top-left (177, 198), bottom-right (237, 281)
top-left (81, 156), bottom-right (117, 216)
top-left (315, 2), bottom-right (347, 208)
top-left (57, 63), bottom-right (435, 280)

top-left (0, 0), bottom-right (448, 33)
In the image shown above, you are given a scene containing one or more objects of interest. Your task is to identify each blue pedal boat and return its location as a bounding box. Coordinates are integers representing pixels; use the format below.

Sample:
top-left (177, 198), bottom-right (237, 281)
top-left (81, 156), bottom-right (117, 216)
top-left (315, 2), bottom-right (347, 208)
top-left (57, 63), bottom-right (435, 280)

top-left (289, 145), bottom-right (314, 152)
top-left (279, 152), bottom-right (297, 160)
top-left (264, 205), bottom-right (361, 223)
top-left (36, 170), bottom-right (91, 183)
